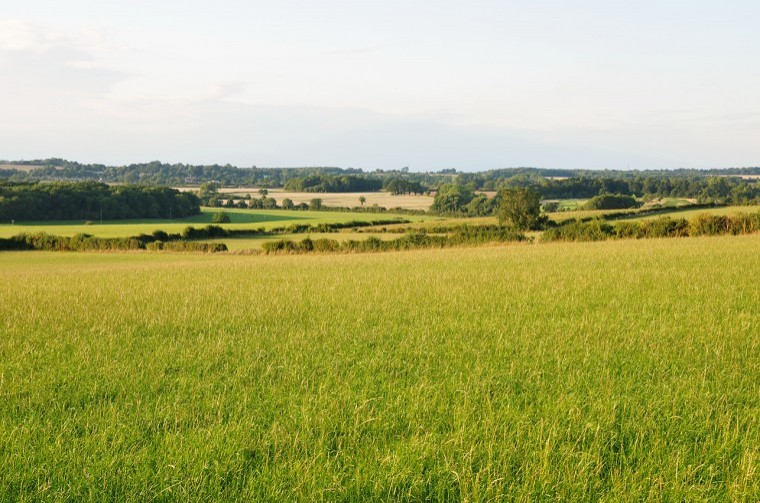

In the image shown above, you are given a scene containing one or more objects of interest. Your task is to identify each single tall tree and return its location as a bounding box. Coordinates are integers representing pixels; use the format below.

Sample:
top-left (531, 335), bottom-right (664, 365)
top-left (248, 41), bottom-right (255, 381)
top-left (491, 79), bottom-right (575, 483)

top-left (496, 187), bottom-right (545, 230)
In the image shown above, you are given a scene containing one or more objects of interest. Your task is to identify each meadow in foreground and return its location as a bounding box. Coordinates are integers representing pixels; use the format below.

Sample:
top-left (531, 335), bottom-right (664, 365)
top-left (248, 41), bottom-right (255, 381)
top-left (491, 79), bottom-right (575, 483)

top-left (0, 236), bottom-right (758, 501)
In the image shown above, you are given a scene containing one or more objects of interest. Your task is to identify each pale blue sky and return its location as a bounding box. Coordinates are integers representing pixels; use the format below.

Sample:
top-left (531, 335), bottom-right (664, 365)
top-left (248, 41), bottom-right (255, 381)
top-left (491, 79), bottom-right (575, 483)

top-left (1, 1), bottom-right (758, 170)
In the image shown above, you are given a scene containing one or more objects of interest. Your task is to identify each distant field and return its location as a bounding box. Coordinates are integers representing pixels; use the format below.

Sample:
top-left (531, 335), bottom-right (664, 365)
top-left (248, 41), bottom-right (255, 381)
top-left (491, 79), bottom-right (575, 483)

top-left (175, 188), bottom-right (435, 211)
top-left (548, 204), bottom-right (758, 223)
top-left (623, 205), bottom-right (758, 222)
top-left (0, 207), bottom-right (429, 239)
top-left (3, 204), bottom-right (756, 243)
top-left (0, 236), bottom-right (757, 500)
top-left (377, 215), bottom-right (498, 231)
top-left (269, 190), bottom-right (433, 210)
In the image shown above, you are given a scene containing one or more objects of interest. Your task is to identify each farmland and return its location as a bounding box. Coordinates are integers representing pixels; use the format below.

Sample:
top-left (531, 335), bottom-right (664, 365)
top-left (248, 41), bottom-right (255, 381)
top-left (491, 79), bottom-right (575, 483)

top-left (195, 188), bottom-right (435, 212)
top-left (0, 207), bottom-right (433, 240)
top-left (1, 235), bottom-right (758, 500)
top-left (2, 204), bottom-right (757, 252)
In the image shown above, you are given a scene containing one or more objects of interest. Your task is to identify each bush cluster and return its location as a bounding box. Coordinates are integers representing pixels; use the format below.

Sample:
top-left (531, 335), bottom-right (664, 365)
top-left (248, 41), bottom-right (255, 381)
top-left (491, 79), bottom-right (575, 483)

top-left (146, 241), bottom-right (228, 252)
top-left (0, 232), bottom-right (229, 253)
top-left (542, 212), bottom-right (760, 242)
top-left (172, 219), bottom-right (411, 241)
top-left (582, 194), bottom-right (641, 210)
top-left (262, 228), bottom-right (527, 255)
top-left (0, 233), bottom-right (143, 251)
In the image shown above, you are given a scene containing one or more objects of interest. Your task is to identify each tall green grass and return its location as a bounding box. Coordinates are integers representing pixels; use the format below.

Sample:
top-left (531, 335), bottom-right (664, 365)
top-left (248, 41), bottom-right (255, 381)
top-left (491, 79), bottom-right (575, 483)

top-left (0, 236), bottom-right (758, 500)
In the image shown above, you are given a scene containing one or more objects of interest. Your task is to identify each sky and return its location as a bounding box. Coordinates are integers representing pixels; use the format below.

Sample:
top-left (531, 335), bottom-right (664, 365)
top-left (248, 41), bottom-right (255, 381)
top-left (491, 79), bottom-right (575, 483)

top-left (1, 0), bottom-right (759, 171)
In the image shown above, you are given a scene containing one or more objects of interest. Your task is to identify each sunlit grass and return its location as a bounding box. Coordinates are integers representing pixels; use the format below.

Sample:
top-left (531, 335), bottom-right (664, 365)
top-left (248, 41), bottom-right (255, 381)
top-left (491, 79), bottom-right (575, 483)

top-left (0, 236), bottom-right (758, 500)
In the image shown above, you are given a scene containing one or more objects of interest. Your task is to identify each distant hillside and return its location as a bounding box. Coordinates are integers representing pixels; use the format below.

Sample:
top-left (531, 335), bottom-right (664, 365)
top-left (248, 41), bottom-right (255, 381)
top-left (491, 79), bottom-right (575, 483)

top-left (1, 159), bottom-right (758, 198)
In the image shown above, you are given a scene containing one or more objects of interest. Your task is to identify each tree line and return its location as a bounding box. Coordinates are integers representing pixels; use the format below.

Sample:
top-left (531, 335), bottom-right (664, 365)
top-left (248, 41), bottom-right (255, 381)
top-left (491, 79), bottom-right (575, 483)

top-left (430, 177), bottom-right (759, 218)
top-left (283, 175), bottom-right (384, 192)
top-left (2, 158), bottom-right (758, 201)
top-left (0, 182), bottom-right (201, 222)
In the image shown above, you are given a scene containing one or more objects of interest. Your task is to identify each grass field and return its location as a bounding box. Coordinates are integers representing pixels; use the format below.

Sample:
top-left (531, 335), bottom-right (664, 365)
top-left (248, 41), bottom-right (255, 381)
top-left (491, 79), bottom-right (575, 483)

top-left (547, 205), bottom-right (757, 223)
top-left (1, 236), bottom-right (758, 500)
top-left (624, 205), bottom-right (759, 221)
top-left (0, 208), bottom-right (429, 239)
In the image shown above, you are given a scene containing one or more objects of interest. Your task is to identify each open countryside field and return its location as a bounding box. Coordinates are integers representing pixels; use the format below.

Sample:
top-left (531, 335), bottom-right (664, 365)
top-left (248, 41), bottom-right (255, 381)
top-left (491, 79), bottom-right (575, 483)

top-left (1, 236), bottom-right (758, 500)
top-left (546, 204), bottom-right (758, 223)
top-left (265, 190), bottom-right (434, 211)
top-left (0, 207), bottom-right (430, 239)
top-left (175, 188), bottom-right (435, 211)
top-left (623, 205), bottom-right (760, 221)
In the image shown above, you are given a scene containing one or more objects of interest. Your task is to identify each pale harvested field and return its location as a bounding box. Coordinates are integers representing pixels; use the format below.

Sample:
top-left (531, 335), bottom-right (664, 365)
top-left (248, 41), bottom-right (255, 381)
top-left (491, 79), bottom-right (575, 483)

top-left (175, 187), bottom-right (434, 211)
top-left (263, 190), bottom-right (433, 211)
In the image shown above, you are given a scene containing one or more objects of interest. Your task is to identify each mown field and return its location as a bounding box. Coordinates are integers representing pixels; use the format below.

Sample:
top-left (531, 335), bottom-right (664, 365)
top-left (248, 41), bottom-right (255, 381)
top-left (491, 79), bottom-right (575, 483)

top-left (547, 204), bottom-right (757, 223)
top-left (1, 236), bottom-right (758, 501)
top-left (0, 207), bottom-right (430, 239)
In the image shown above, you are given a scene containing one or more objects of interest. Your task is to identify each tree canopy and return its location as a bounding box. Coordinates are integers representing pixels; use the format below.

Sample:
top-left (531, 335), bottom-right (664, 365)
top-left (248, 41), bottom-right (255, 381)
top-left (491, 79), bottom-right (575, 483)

top-left (0, 182), bottom-right (201, 222)
top-left (496, 187), bottom-right (546, 230)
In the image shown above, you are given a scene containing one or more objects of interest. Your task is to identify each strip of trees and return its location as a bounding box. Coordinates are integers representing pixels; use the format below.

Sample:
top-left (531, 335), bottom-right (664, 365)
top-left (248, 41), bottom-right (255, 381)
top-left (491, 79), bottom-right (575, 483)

top-left (3, 158), bottom-right (758, 205)
top-left (0, 182), bottom-right (201, 222)
top-left (431, 185), bottom-right (549, 229)
top-left (283, 175), bottom-right (383, 192)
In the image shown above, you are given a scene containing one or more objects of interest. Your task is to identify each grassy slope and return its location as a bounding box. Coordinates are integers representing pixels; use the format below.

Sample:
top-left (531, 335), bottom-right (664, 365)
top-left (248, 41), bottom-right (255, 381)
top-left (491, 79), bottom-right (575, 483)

top-left (624, 205), bottom-right (759, 221)
top-left (0, 207), bottom-right (429, 239)
top-left (547, 205), bottom-right (758, 223)
top-left (1, 236), bottom-right (758, 500)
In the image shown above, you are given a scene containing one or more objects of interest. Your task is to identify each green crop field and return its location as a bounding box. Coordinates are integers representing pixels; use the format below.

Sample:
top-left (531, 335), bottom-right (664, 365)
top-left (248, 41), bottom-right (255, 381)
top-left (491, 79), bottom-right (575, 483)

top-left (0, 208), bottom-right (429, 239)
top-left (624, 205), bottom-right (758, 222)
top-left (1, 235), bottom-right (758, 501)
top-left (547, 204), bottom-right (757, 224)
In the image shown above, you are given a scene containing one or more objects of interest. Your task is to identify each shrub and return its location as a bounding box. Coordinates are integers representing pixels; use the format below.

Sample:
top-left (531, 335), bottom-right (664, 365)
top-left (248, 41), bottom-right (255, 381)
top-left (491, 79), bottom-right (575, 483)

top-left (638, 217), bottom-right (689, 238)
top-left (147, 241), bottom-right (227, 252)
top-left (583, 194), bottom-right (640, 210)
top-left (542, 220), bottom-right (615, 242)
top-left (212, 211), bottom-right (231, 224)
top-left (614, 221), bottom-right (641, 239)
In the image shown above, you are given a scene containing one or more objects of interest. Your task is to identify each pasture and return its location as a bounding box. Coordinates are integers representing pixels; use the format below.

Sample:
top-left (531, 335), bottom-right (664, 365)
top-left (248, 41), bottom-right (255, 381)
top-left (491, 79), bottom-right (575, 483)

top-left (546, 204), bottom-right (758, 223)
top-left (623, 205), bottom-right (759, 222)
top-left (1, 235), bottom-right (758, 500)
top-left (0, 207), bottom-right (429, 239)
